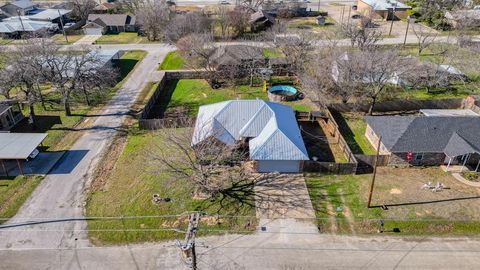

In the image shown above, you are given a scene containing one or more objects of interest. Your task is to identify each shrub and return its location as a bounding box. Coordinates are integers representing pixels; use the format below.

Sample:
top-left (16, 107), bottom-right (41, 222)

top-left (463, 172), bottom-right (479, 181)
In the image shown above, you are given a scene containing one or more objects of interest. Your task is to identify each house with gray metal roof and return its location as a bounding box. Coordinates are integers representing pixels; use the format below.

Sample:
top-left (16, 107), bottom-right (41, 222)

top-left (192, 99), bottom-right (309, 173)
top-left (365, 114), bottom-right (480, 171)
top-left (0, 16), bottom-right (57, 37)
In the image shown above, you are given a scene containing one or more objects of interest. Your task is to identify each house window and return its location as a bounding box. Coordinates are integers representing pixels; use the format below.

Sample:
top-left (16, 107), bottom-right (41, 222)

top-left (415, 153), bottom-right (424, 161)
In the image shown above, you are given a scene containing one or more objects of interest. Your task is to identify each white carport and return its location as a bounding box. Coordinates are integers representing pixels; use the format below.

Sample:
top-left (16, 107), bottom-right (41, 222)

top-left (0, 133), bottom-right (47, 175)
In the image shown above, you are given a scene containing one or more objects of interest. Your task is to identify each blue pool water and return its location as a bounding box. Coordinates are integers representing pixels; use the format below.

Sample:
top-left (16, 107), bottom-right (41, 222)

top-left (268, 85), bottom-right (298, 96)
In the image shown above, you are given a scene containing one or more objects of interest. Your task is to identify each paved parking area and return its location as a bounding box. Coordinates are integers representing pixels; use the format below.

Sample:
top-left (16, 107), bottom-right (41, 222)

top-left (0, 152), bottom-right (65, 177)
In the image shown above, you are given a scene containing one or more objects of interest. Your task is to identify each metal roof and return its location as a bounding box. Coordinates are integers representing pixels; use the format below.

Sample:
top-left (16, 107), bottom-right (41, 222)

top-left (0, 16), bottom-right (55, 33)
top-left (192, 100), bottom-right (309, 161)
top-left (0, 133), bottom-right (47, 159)
top-left (28, 9), bottom-right (71, 21)
top-left (361, 0), bottom-right (411, 10)
top-left (420, 109), bottom-right (479, 117)
top-left (3, 0), bottom-right (36, 9)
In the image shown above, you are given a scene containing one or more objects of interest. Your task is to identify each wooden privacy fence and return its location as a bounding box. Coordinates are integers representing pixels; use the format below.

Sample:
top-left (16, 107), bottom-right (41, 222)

top-left (324, 108), bottom-right (357, 164)
top-left (328, 98), bottom-right (464, 113)
top-left (303, 161), bottom-right (357, 174)
top-left (139, 117), bottom-right (195, 130)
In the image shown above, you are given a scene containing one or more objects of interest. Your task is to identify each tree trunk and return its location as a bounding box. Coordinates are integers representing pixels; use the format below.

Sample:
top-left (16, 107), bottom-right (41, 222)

top-left (63, 94), bottom-right (71, 116)
top-left (28, 103), bottom-right (36, 129)
top-left (368, 96), bottom-right (377, 115)
top-left (83, 86), bottom-right (91, 106)
top-left (36, 83), bottom-right (47, 110)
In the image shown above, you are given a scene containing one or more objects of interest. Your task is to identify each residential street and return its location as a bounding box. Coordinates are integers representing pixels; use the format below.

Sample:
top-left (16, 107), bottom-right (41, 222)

top-left (0, 43), bottom-right (174, 249)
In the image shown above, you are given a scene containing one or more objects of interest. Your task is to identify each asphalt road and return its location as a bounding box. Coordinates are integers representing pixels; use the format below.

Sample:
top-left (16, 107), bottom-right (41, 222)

top-left (0, 43), bottom-right (174, 250)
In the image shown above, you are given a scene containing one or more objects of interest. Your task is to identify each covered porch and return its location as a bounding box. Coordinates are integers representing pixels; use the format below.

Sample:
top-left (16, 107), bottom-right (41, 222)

top-left (0, 133), bottom-right (47, 176)
top-left (0, 101), bottom-right (24, 132)
top-left (441, 132), bottom-right (480, 173)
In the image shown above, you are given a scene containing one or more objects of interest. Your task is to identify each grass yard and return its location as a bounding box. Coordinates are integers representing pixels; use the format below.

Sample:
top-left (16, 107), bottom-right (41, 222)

top-left (51, 34), bottom-right (84, 45)
top-left (331, 112), bottom-right (376, 155)
top-left (0, 176), bottom-right (43, 224)
top-left (95, 32), bottom-right (151, 44)
top-left (86, 128), bottom-right (256, 245)
top-left (158, 51), bottom-right (186, 70)
top-left (263, 48), bottom-right (284, 59)
top-left (306, 167), bottom-right (480, 236)
top-left (285, 16), bottom-right (337, 33)
top-left (161, 79), bottom-right (313, 117)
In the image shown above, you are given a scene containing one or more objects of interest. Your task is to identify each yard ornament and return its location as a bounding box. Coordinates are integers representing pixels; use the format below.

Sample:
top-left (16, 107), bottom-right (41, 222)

top-left (407, 151), bottom-right (412, 162)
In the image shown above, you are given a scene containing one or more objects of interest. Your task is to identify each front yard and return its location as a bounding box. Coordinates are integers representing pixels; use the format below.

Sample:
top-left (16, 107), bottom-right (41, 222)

top-left (306, 167), bottom-right (480, 236)
top-left (86, 127), bottom-right (256, 245)
top-left (95, 33), bottom-right (152, 44)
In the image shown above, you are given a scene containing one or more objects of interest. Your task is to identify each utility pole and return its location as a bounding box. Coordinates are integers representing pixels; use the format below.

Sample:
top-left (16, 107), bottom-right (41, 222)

top-left (317, 0), bottom-right (321, 12)
top-left (403, 16), bottom-right (410, 46)
top-left (179, 212), bottom-right (201, 270)
top-left (340, 5), bottom-right (346, 25)
top-left (388, 4), bottom-right (397, 36)
top-left (58, 9), bottom-right (68, 43)
top-left (17, 9), bottom-right (25, 37)
top-left (367, 136), bottom-right (382, 208)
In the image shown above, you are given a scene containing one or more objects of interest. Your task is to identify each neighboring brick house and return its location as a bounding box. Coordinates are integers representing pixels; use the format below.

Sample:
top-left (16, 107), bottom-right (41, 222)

top-left (357, 0), bottom-right (411, 20)
top-left (365, 110), bottom-right (480, 171)
top-left (83, 14), bottom-right (137, 35)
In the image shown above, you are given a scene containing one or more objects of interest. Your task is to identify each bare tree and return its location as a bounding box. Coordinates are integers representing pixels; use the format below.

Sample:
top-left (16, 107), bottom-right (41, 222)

top-left (68, 0), bottom-right (97, 22)
top-left (136, 0), bottom-right (170, 41)
top-left (151, 125), bottom-right (250, 198)
top-left (341, 22), bottom-right (382, 51)
top-left (165, 12), bottom-right (212, 43)
top-left (411, 22), bottom-right (437, 55)
top-left (275, 32), bottom-right (314, 75)
top-left (216, 5), bottom-right (231, 39)
top-left (227, 7), bottom-right (251, 38)
top-left (176, 33), bottom-right (216, 71)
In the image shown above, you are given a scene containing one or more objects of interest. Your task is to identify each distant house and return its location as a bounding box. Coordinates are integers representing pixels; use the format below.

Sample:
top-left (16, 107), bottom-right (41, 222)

top-left (0, 16), bottom-right (58, 38)
top-left (27, 9), bottom-right (71, 25)
top-left (0, 101), bottom-right (24, 132)
top-left (0, 0), bottom-right (38, 16)
top-left (83, 14), bottom-right (137, 35)
top-left (445, 10), bottom-right (480, 29)
top-left (192, 100), bottom-right (309, 173)
top-left (249, 10), bottom-right (274, 32)
top-left (357, 0), bottom-right (411, 20)
top-left (92, 2), bottom-right (119, 14)
top-left (365, 110), bottom-right (480, 170)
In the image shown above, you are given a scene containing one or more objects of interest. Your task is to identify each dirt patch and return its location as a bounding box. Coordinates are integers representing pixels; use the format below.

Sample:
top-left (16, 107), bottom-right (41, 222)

top-left (390, 188), bottom-right (402, 194)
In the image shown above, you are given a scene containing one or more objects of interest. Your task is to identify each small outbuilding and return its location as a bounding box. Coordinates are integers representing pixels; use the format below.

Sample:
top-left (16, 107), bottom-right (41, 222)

top-left (0, 101), bottom-right (24, 131)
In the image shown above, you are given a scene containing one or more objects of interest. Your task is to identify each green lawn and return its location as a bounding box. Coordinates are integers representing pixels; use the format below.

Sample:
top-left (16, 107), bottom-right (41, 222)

top-left (331, 112), bottom-right (376, 155)
top-left (51, 34), bottom-right (84, 45)
top-left (263, 48), bottom-right (284, 59)
top-left (163, 79), bottom-right (312, 116)
top-left (285, 16), bottom-right (337, 33)
top-left (306, 167), bottom-right (480, 236)
top-left (0, 176), bottom-right (43, 224)
top-left (158, 51), bottom-right (186, 70)
top-left (86, 128), bottom-right (256, 245)
top-left (95, 33), bottom-right (151, 44)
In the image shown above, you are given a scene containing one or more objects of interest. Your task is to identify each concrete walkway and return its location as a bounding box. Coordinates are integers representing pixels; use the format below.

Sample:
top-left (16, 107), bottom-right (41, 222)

top-left (73, 35), bottom-right (101, 45)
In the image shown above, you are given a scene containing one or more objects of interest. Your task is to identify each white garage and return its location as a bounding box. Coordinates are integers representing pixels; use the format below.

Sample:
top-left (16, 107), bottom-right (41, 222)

top-left (256, 160), bottom-right (302, 173)
top-left (83, 22), bottom-right (104, 35)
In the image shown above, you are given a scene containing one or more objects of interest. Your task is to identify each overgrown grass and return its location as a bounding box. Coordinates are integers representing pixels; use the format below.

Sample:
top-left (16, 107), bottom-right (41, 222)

top-left (86, 128), bottom-right (256, 245)
top-left (0, 176), bottom-right (43, 224)
top-left (158, 51), bottom-right (185, 70)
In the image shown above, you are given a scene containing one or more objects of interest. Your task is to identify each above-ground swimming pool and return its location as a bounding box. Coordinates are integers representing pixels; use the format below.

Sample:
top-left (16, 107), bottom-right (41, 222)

top-left (267, 85), bottom-right (299, 102)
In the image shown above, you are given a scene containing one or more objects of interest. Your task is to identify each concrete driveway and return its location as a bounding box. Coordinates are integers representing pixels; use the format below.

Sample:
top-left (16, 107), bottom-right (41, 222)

top-left (0, 44), bottom-right (174, 250)
top-left (74, 35), bottom-right (101, 45)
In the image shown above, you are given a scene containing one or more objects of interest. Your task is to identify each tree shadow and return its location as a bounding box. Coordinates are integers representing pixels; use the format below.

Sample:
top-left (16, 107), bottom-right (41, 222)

top-left (329, 110), bottom-right (365, 154)
top-left (11, 115), bottom-right (62, 134)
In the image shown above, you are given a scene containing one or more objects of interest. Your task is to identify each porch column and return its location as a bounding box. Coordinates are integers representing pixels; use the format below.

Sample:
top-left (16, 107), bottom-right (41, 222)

top-left (1, 160), bottom-right (8, 177)
top-left (446, 156), bottom-right (452, 172)
top-left (16, 159), bottom-right (24, 175)
top-left (461, 153), bottom-right (470, 172)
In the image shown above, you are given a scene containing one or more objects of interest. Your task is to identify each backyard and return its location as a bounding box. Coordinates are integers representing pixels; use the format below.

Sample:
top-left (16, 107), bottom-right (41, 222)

top-left (86, 127), bottom-right (256, 245)
top-left (153, 79), bottom-right (313, 118)
top-left (331, 111), bottom-right (376, 155)
top-left (306, 167), bottom-right (480, 236)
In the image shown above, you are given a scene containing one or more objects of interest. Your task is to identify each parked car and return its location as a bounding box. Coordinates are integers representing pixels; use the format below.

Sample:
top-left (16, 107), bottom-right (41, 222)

top-left (28, 149), bottom-right (39, 160)
top-left (220, 0), bottom-right (230, 4)
top-left (63, 22), bottom-right (75, 29)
